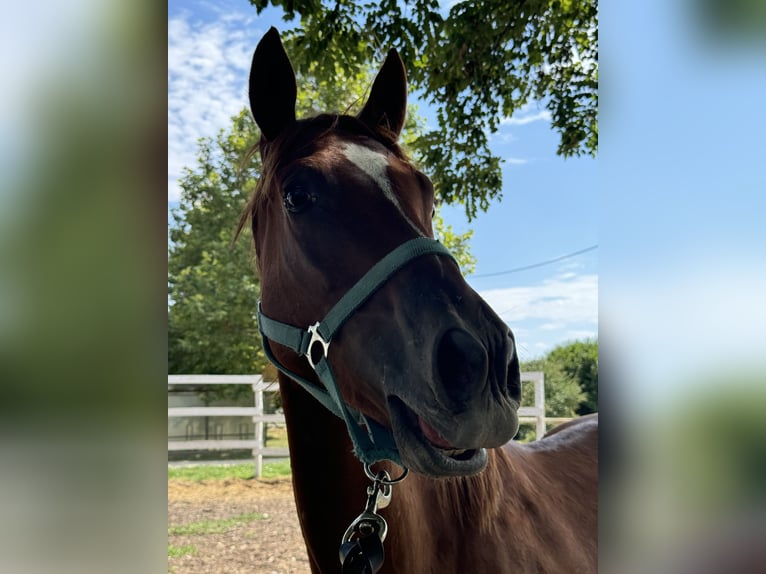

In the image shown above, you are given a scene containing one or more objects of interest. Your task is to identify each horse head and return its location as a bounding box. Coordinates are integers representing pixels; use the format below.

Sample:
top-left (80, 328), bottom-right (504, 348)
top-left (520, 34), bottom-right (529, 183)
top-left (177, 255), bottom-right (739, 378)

top-left (243, 28), bottom-right (521, 477)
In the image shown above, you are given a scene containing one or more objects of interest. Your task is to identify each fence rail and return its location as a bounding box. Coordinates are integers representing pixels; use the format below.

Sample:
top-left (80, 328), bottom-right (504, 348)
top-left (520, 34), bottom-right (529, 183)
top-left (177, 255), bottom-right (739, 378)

top-left (168, 371), bottom-right (570, 476)
top-left (517, 371), bottom-right (546, 438)
top-left (168, 374), bottom-right (282, 476)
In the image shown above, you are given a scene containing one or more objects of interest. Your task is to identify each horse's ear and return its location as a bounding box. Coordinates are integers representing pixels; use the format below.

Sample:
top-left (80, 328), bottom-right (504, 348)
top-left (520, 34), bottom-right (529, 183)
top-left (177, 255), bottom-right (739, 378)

top-left (358, 49), bottom-right (407, 140)
top-left (249, 27), bottom-right (296, 141)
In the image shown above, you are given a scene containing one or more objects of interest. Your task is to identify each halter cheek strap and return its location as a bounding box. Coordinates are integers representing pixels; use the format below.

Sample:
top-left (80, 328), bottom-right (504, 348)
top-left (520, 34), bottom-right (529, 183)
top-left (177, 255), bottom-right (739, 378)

top-left (257, 237), bottom-right (456, 466)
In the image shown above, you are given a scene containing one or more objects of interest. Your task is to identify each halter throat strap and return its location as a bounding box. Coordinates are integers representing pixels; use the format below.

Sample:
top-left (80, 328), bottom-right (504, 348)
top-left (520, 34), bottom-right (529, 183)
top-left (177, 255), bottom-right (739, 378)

top-left (257, 237), bottom-right (456, 466)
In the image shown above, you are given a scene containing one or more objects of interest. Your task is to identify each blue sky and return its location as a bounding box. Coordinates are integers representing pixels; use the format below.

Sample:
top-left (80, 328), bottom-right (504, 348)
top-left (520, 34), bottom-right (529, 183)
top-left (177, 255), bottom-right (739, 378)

top-left (168, 0), bottom-right (595, 361)
top-left (598, 1), bottom-right (766, 400)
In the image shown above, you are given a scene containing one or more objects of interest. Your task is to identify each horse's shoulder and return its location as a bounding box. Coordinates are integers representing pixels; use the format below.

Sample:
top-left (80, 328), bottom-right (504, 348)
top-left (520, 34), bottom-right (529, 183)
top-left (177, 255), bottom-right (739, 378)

top-left (543, 412), bottom-right (598, 439)
top-left (522, 413), bottom-right (598, 459)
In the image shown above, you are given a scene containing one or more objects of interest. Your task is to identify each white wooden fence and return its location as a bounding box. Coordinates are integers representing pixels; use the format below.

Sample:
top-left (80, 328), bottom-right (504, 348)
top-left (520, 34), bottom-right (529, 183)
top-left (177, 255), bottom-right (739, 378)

top-left (518, 371), bottom-right (547, 437)
top-left (518, 371), bottom-right (575, 433)
top-left (168, 374), bottom-right (287, 477)
top-left (169, 372), bottom-right (569, 476)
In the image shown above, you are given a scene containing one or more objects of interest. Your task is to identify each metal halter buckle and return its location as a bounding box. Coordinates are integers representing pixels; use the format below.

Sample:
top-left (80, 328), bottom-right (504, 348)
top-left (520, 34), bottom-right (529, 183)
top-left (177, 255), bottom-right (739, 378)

top-left (306, 322), bottom-right (330, 370)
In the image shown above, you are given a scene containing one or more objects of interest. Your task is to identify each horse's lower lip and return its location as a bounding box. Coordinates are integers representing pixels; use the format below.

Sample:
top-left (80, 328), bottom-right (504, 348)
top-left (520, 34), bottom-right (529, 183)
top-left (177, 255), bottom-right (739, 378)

top-left (387, 396), bottom-right (487, 476)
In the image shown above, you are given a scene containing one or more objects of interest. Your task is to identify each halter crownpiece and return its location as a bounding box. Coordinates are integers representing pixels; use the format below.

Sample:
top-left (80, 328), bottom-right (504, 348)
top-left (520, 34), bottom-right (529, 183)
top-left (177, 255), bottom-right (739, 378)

top-left (257, 236), bottom-right (457, 466)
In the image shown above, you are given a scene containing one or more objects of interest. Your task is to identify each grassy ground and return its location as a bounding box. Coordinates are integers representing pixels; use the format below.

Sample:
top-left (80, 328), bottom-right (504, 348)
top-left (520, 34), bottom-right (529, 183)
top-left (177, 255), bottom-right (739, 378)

top-left (168, 543), bottom-right (198, 558)
top-left (168, 425), bottom-right (295, 566)
top-left (265, 424), bottom-right (288, 448)
top-left (169, 512), bottom-right (266, 536)
top-left (168, 459), bottom-right (292, 481)
top-left (167, 460), bottom-right (294, 560)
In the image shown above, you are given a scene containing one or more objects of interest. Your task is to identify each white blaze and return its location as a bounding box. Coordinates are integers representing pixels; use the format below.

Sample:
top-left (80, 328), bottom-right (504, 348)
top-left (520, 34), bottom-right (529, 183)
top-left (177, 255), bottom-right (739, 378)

top-left (340, 142), bottom-right (421, 234)
top-left (341, 142), bottom-right (394, 199)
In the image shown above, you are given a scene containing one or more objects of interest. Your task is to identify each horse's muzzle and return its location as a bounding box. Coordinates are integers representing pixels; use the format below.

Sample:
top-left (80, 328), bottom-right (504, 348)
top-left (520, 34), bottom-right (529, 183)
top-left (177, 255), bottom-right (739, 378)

top-left (385, 326), bottom-right (521, 477)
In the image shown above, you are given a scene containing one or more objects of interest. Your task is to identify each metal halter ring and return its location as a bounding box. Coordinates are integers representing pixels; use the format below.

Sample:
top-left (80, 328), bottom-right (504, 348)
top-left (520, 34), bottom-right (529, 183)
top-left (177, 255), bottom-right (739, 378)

top-left (364, 462), bottom-right (409, 485)
top-left (306, 322), bottom-right (330, 370)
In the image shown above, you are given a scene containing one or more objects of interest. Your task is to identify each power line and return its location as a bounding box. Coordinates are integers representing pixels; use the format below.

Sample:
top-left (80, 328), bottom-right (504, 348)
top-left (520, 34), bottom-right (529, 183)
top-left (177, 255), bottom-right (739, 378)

top-left (468, 244), bottom-right (598, 278)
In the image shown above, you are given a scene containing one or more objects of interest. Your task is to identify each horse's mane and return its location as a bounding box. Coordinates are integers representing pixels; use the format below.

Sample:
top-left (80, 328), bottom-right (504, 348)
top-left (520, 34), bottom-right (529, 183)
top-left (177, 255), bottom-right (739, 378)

top-left (235, 113), bottom-right (408, 242)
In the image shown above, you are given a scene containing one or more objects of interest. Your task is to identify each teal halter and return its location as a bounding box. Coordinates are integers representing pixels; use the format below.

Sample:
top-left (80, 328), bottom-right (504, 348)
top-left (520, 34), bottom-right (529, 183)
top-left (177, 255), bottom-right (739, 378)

top-left (257, 237), bottom-right (456, 466)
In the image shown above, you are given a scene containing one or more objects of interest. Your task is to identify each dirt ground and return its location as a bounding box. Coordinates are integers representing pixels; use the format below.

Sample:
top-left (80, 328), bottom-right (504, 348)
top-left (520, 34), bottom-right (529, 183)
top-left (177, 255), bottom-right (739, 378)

top-left (168, 477), bottom-right (311, 574)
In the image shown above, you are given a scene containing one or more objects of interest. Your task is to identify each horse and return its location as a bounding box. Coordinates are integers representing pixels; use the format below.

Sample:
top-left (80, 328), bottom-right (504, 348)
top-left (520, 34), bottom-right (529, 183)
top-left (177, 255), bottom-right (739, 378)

top-left (238, 27), bottom-right (598, 574)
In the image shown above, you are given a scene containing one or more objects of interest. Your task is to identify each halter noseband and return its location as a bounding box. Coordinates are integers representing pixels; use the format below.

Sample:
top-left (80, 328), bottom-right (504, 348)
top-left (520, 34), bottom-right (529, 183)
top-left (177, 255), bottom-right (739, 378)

top-left (257, 237), bottom-right (456, 466)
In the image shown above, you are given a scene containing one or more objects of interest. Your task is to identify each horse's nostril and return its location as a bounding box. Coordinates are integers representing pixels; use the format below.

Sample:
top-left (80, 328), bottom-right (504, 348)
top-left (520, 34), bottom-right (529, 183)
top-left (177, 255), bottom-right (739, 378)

top-left (436, 328), bottom-right (488, 405)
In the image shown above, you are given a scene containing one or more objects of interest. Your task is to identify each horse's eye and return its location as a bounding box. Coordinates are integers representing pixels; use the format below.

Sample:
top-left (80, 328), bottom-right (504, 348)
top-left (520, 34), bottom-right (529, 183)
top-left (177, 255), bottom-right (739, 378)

top-left (284, 186), bottom-right (313, 213)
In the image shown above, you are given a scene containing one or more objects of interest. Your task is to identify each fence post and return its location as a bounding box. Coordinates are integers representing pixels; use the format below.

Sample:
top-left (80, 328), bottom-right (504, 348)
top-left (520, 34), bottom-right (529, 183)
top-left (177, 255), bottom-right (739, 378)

top-left (534, 374), bottom-right (546, 439)
top-left (253, 380), bottom-right (264, 478)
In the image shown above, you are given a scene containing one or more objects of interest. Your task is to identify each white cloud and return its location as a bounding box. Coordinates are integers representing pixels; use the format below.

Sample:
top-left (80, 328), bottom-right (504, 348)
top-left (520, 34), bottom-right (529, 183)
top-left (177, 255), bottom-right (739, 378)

top-left (504, 157), bottom-right (529, 165)
top-left (476, 273), bottom-right (598, 360)
top-left (168, 10), bottom-right (260, 201)
top-left (499, 102), bottom-right (551, 126)
top-left (479, 274), bottom-right (598, 326)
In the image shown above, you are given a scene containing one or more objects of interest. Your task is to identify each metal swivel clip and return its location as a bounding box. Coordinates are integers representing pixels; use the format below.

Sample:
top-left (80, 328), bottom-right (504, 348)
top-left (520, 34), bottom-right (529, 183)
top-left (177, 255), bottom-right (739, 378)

top-left (339, 466), bottom-right (407, 573)
top-left (341, 470), bottom-right (392, 545)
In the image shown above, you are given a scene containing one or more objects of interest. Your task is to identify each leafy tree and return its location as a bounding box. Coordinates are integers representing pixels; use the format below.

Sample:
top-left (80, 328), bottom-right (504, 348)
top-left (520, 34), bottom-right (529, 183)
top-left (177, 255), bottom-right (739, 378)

top-left (547, 339), bottom-right (598, 415)
top-left (251, 0), bottom-right (598, 218)
top-left (168, 72), bottom-right (477, 396)
top-left (433, 211), bottom-right (476, 275)
top-left (516, 338), bottom-right (597, 440)
top-left (168, 111), bottom-right (264, 385)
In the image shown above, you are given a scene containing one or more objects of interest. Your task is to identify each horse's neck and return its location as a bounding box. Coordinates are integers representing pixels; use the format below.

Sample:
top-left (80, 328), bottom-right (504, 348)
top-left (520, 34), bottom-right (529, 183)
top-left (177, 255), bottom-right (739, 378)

top-left (386, 444), bottom-right (598, 573)
top-left (383, 446), bottom-right (540, 572)
top-left (279, 373), bottom-right (597, 573)
top-left (277, 374), bottom-right (369, 572)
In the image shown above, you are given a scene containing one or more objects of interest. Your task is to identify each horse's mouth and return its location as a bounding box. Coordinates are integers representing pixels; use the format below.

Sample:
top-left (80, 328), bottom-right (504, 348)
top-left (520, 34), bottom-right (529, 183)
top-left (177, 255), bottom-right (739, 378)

top-left (386, 396), bottom-right (488, 477)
